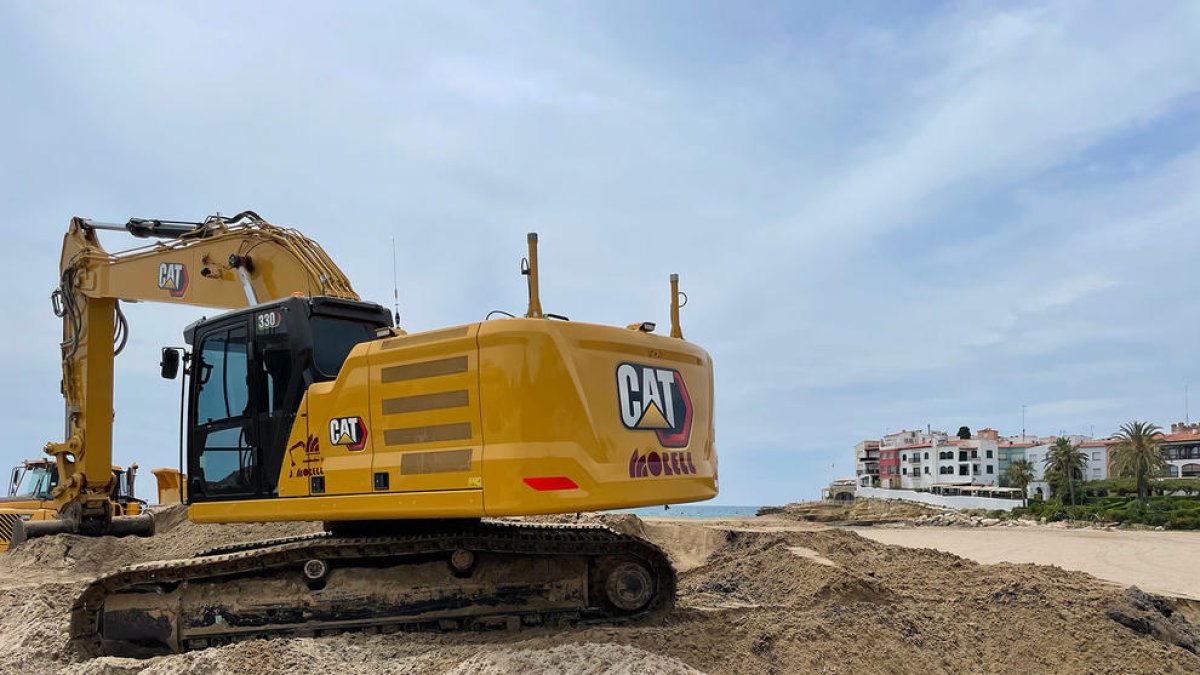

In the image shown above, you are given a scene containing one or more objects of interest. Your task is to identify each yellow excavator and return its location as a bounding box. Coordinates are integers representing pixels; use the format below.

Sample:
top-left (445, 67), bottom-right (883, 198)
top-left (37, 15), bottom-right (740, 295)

top-left (29, 212), bottom-right (716, 658)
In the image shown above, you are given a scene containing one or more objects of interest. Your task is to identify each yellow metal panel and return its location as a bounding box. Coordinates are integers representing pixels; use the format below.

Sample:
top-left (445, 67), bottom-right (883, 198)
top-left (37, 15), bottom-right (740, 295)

top-left (296, 344), bottom-right (375, 496)
top-left (264, 316), bottom-right (716, 520)
top-left (476, 319), bottom-right (716, 516)
top-left (189, 490), bottom-right (484, 523)
top-left (368, 325), bottom-right (483, 494)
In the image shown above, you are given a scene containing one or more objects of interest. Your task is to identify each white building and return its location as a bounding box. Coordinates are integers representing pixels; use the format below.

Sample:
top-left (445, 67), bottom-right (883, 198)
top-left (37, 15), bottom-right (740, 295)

top-left (882, 429), bottom-right (948, 449)
top-left (898, 437), bottom-right (1000, 491)
top-left (1160, 423), bottom-right (1200, 478)
top-left (855, 440), bottom-right (881, 487)
top-left (1025, 439), bottom-right (1112, 498)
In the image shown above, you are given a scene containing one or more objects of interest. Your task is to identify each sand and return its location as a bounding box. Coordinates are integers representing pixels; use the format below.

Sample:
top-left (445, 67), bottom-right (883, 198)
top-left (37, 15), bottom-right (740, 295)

top-left (851, 526), bottom-right (1200, 600)
top-left (0, 507), bottom-right (1195, 674)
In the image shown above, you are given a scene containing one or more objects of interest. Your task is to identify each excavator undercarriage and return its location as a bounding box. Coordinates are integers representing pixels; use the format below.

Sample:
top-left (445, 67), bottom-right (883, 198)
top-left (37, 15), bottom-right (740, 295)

top-left (71, 520), bottom-right (674, 658)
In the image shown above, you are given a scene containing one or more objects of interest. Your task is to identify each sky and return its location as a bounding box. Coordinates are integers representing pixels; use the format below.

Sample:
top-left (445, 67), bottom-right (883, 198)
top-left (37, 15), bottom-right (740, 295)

top-left (1, 1), bottom-right (1199, 506)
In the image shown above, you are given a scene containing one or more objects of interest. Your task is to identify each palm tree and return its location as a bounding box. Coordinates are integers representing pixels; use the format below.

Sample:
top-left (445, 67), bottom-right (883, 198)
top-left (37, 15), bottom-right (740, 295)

top-left (1006, 459), bottom-right (1036, 507)
top-left (1044, 438), bottom-right (1088, 506)
top-left (1110, 421), bottom-right (1166, 503)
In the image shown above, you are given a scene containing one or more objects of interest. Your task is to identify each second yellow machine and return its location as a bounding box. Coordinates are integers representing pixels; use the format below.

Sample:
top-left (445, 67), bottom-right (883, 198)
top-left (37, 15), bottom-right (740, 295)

top-left (70, 218), bottom-right (717, 657)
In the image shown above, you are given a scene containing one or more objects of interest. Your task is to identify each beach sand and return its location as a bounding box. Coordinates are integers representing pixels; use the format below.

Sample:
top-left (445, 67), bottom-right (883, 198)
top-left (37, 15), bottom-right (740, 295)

top-left (850, 525), bottom-right (1200, 600)
top-left (0, 507), bottom-right (1196, 674)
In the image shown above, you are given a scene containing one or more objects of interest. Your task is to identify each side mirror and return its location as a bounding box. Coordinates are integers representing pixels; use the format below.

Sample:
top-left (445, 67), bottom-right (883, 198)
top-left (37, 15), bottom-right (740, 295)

top-left (160, 348), bottom-right (181, 380)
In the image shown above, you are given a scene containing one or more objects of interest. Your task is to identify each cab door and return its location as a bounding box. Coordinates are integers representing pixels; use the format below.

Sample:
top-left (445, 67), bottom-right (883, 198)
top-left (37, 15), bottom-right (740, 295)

top-left (187, 320), bottom-right (260, 502)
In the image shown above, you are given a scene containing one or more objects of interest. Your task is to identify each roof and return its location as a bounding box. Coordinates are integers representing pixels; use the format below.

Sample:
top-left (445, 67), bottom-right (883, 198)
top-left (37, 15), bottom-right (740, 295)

top-left (1160, 433), bottom-right (1200, 444)
top-left (1080, 440), bottom-right (1118, 447)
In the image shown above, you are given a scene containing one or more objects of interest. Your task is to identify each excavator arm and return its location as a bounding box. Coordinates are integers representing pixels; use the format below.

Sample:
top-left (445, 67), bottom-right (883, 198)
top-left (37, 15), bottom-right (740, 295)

top-left (26, 211), bottom-right (359, 541)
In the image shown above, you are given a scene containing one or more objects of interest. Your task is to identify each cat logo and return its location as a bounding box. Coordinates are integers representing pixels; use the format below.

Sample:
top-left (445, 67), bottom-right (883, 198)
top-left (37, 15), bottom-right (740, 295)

top-left (329, 416), bottom-right (368, 451)
top-left (157, 262), bottom-right (188, 298)
top-left (615, 362), bottom-right (693, 448)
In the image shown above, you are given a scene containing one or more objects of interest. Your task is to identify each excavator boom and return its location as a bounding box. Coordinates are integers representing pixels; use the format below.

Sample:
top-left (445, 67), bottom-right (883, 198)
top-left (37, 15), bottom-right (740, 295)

top-left (17, 212), bottom-right (359, 545)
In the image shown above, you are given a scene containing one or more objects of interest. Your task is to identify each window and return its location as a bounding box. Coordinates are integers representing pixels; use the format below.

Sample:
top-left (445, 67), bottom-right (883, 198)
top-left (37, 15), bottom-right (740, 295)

top-left (1092, 468), bottom-right (1101, 478)
top-left (194, 326), bottom-right (255, 497)
top-left (196, 329), bottom-right (250, 424)
top-left (1183, 463), bottom-right (1200, 478)
top-left (923, 467), bottom-right (930, 474)
top-left (924, 452), bottom-right (929, 460)
top-left (902, 468), bottom-right (908, 475)
top-left (986, 450), bottom-right (993, 459)
top-left (959, 465), bottom-right (968, 476)
top-left (986, 465), bottom-right (994, 474)
top-left (902, 454), bottom-right (907, 462)
top-left (11, 465), bottom-right (56, 499)
top-left (311, 318), bottom-right (375, 378)
top-left (1092, 451), bottom-right (1101, 461)
top-left (971, 450), bottom-right (978, 459)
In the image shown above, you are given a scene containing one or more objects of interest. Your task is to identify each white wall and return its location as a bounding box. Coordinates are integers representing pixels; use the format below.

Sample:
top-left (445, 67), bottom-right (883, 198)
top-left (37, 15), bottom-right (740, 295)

top-left (857, 486), bottom-right (1021, 512)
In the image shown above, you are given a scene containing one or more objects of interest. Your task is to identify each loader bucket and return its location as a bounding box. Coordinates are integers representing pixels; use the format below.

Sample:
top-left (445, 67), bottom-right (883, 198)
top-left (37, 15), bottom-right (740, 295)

top-left (8, 513), bottom-right (154, 549)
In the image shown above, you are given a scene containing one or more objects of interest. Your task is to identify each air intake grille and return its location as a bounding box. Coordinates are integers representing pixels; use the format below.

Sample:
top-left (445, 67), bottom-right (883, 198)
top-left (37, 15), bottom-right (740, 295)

top-left (0, 513), bottom-right (22, 548)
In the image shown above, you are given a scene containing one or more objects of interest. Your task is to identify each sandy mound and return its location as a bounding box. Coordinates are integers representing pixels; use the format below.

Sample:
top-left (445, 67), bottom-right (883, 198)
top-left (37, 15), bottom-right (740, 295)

top-left (59, 640), bottom-right (699, 675)
top-left (0, 504), bottom-right (321, 578)
top-left (0, 508), bottom-right (1196, 674)
top-left (758, 498), bottom-right (946, 524)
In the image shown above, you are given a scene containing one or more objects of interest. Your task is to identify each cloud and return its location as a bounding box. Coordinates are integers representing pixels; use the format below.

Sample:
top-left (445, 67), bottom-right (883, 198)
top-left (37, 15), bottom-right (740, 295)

top-left (1, 2), bottom-right (1198, 505)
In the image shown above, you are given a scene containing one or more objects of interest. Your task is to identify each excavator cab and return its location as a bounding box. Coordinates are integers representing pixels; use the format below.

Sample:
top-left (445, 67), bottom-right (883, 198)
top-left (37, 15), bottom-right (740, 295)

top-left (8, 460), bottom-right (58, 500)
top-left (164, 296), bottom-right (392, 504)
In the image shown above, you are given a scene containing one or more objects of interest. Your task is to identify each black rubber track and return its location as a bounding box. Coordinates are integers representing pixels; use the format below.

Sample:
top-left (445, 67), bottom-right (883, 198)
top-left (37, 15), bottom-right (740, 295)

top-left (69, 520), bottom-right (675, 658)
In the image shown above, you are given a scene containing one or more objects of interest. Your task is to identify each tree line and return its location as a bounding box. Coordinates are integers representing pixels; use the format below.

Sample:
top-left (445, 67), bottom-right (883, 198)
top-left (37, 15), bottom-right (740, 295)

top-left (1004, 421), bottom-right (1168, 506)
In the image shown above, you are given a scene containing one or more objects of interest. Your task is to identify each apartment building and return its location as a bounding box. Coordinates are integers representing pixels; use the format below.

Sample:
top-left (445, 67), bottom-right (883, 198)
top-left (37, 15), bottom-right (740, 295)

top-left (1161, 423), bottom-right (1200, 478)
top-left (855, 440), bottom-right (881, 487)
top-left (886, 435), bottom-right (999, 491)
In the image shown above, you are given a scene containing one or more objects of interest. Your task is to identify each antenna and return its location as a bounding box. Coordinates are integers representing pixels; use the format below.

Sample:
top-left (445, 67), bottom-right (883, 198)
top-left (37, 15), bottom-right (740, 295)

top-left (1186, 384), bottom-right (1190, 425)
top-left (391, 237), bottom-right (401, 327)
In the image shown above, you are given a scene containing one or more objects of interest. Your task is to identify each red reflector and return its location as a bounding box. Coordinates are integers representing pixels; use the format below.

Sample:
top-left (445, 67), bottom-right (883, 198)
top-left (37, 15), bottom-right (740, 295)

top-left (523, 476), bottom-right (578, 491)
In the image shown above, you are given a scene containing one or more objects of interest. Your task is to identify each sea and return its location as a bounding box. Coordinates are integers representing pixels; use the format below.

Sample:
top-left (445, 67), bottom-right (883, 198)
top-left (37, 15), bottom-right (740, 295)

top-left (614, 505), bottom-right (761, 519)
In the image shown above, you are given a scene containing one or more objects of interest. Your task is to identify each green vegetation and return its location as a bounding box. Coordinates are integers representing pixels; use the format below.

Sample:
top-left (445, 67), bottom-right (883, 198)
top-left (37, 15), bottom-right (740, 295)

top-left (1043, 438), bottom-right (1088, 505)
top-left (1003, 420), bottom-right (1197, 528)
top-left (1005, 459), bottom-right (1035, 506)
top-left (1110, 421), bottom-right (1166, 502)
top-left (1013, 494), bottom-right (1200, 529)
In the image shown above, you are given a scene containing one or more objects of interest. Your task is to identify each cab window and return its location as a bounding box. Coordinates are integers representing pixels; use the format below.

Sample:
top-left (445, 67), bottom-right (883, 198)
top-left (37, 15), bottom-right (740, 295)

top-left (311, 317), bottom-right (374, 378)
